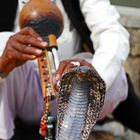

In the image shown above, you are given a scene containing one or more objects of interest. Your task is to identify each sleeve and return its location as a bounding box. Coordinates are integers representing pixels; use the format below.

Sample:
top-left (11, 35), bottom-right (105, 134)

top-left (79, 0), bottom-right (130, 90)
top-left (0, 32), bottom-right (14, 83)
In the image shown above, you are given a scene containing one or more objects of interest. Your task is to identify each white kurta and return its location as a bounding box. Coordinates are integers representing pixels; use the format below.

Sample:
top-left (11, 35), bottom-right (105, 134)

top-left (0, 0), bottom-right (129, 139)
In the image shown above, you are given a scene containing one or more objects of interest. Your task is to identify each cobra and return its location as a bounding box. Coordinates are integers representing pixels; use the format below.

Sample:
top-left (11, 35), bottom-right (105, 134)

top-left (56, 66), bottom-right (106, 140)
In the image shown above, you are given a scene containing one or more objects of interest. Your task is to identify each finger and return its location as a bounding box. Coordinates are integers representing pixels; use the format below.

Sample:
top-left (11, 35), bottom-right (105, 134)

top-left (9, 47), bottom-right (36, 61)
top-left (62, 63), bottom-right (75, 74)
top-left (20, 27), bottom-right (40, 38)
top-left (13, 34), bottom-right (48, 49)
top-left (80, 59), bottom-right (94, 69)
top-left (75, 59), bottom-right (93, 68)
top-left (11, 41), bottom-right (43, 56)
top-left (17, 27), bottom-right (47, 46)
top-left (55, 60), bottom-right (70, 80)
top-left (55, 80), bottom-right (60, 92)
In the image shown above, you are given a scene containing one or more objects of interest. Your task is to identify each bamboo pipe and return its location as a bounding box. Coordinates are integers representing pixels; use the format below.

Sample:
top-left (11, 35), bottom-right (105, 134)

top-left (19, 0), bottom-right (64, 138)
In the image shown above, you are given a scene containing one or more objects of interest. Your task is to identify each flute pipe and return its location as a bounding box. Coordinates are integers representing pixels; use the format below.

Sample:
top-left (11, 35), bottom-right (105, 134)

top-left (48, 34), bottom-right (60, 70)
top-left (48, 51), bottom-right (56, 73)
top-left (44, 49), bottom-right (56, 97)
top-left (52, 48), bottom-right (60, 70)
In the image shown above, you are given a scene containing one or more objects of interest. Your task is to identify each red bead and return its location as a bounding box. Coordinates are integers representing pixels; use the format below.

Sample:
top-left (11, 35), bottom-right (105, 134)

top-left (39, 122), bottom-right (48, 137)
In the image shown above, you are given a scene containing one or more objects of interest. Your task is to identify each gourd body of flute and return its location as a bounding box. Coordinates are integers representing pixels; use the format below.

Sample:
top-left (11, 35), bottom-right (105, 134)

top-left (19, 0), bottom-right (63, 38)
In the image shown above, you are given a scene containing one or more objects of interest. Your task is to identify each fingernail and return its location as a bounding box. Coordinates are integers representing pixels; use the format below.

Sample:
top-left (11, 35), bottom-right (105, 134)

top-left (57, 80), bottom-right (60, 89)
top-left (31, 55), bottom-right (36, 59)
top-left (37, 37), bottom-right (43, 41)
top-left (41, 42), bottom-right (48, 47)
top-left (55, 74), bottom-right (60, 80)
top-left (35, 49), bottom-right (42, 54)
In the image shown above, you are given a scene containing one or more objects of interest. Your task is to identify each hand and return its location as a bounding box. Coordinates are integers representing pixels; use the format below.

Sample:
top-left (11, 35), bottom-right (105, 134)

top-left (0, 27), bottom-right (47, 76)
top-left (55, 59), bottom-right (94, 81)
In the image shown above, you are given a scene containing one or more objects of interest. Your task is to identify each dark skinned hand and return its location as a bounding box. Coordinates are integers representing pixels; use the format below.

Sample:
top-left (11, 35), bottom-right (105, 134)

top-left (0, 27), bottom-right (47, 76)
top-left (55, 59), bottom-right (94, 81)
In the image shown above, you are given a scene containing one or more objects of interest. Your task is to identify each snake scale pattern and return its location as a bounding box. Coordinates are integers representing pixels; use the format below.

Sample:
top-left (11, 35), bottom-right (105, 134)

top-left (56, 66), bottom-right (106, 140)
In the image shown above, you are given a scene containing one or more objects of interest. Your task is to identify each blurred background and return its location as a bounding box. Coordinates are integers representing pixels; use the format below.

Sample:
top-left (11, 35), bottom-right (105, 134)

top-left (111, 0), bottom-right (140, 96)
top-left (111, 0), bottom-right (140, 8)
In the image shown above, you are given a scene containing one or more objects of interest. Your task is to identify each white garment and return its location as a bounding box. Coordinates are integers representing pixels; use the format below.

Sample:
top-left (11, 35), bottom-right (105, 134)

top-left (0, 0), bottom-right (129, 139)
top-left (15, 0), bottom-right (130, 90)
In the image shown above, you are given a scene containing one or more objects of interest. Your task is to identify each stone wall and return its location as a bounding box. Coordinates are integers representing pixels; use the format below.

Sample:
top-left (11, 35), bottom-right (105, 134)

top-left (124, 28), bottom-right (140, 95)
top-left (116, 6), bottom-right (140, 95)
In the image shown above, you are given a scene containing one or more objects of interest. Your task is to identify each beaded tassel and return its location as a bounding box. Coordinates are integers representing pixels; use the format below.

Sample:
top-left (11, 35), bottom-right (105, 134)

top-left (39, 102), bottom-right (54, 139)
top-left (39, 102), bottom-right (49, 137)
